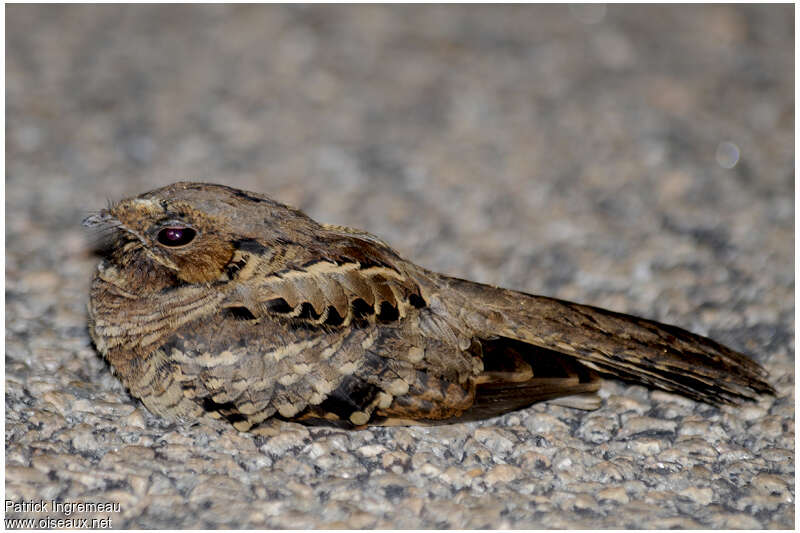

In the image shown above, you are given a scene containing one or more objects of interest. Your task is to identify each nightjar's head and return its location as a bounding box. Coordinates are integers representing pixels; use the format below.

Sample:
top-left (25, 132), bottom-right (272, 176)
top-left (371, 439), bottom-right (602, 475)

top-left (83, 182), bottom-right (317, 284)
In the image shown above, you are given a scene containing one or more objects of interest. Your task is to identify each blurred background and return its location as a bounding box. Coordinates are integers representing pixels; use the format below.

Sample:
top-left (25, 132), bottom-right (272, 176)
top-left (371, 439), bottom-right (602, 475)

top-left (6, 5), bottom-right (794, 528)
top-left (7, 5), bottom-right (793, 293)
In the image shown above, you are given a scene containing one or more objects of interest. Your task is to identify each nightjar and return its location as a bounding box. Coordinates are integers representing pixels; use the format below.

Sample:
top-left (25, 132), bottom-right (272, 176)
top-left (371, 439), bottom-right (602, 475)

top-left (84, 182), bottom-right (773, 430)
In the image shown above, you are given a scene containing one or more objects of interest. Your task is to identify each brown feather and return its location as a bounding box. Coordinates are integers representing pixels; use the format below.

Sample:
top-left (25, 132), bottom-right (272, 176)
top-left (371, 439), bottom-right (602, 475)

top-left (84, 182), bottom-right (774, 432)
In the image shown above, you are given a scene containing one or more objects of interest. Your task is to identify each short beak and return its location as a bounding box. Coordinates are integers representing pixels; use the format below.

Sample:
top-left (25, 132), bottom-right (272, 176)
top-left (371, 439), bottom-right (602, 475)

top-left (82, 210), bottom-right (115, 228)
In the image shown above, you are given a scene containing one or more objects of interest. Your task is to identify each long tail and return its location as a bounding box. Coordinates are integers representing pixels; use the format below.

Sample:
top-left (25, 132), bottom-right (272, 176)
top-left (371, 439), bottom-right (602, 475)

top-left (442, 276), bottom-right (774, 405)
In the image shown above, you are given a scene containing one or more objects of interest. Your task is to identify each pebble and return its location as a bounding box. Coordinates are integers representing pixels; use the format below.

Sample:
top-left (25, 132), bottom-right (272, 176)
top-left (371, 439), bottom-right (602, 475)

top-left (358, 444), bottom-right (386, 458)
top-left (759, 447), bottom-right (793, 465)
top-left (552, 448), bottom-right (583, 471)
top-left (128, 475), bottom-right (150, 496)
top-left (617, 416), bottom-right (677, 439)
top-left (518, 450), bottom-right (551, 470)
top-left (6, 446), bottom-right (29, 467)
top-left (739, 405), bottom-right (768, 421)
top-left (71, 430), bottom-right (100, 452)
top-left (259, 427), bottom-right (310, 455)
top-left (215, 431), bottom-right (256, 454)
top-left (685, 424), bottom-right (730, 447)
top-left (627, 437), bottom-right (663, 456)
top-left (123, 409), bottom-right (147, 429)
top-left (42, 391), bottom-right (75, 416)
top-left (678, 486), bottom-right (713, 505)
top-left (643, 457), bottom-right (683, 474)
top-left (577, 413), bottom-right (619, 443)
top-left (418, 462), bottom-right (442, 477)
top-left (590, 461), bottom-right (626, 483)
top-left (6, 465), bottom-right (50, 485)
top-left (596, 486), bottom-right (629, 504)
top-left (461, 438), bottom-right (493, 466)
top-left (439, 466), bottom-right (472, 489)
top-left (709, 513), bottom-right (762, 529)
top-left (746, 416), bottom-right (784, 446)
top-left (650, 390), bottom-right (696, 408)
top-left (671, 438), bottom-right (719, 461)
top-left (187, 475), bottom-right (248, 505)
top-left (32, 452), bottom-right (91, 474)
top-left (750, 473), bottom-right (790, 499)
top-left (160, 444), bottom-right (194, 462)
top-left (78, 399), bottom-right (136, 418)
top-left (716, 443), bottom-right (754, 463)
top-left (484, 464), bottom-right (522, 485)
top-left (522, 413), bottom-right (570, 434)
top-left (473, 427), bottom-right (516, 454)
top-left (381, 450), bottom-right (409, 471)
top-left (605, 395), bottom-right (650, 415)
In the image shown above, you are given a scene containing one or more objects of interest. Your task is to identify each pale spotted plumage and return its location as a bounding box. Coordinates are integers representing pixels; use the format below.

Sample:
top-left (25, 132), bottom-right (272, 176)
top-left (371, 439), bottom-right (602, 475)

top-left (84, 182), bottom-right (773, 430)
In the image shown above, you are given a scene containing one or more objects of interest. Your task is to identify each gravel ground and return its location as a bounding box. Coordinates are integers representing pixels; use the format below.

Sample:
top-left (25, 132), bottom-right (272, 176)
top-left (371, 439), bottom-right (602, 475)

top-left (6, 5), bottom-right (794, 529)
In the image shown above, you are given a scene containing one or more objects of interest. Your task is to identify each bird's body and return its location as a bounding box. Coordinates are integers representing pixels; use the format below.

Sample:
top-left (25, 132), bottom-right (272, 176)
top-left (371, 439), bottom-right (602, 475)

top-left (85, 182), bottom-right (773, 430)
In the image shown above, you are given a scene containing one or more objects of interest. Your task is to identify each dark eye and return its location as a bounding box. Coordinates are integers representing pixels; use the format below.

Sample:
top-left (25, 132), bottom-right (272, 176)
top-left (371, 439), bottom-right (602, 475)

top-left (157, 226), bottom-right (196, 247)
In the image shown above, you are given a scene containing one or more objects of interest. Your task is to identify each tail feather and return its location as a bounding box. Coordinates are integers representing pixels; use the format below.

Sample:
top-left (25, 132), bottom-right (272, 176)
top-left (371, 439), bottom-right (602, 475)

top-left (443, 276), bottom-right (774, 405)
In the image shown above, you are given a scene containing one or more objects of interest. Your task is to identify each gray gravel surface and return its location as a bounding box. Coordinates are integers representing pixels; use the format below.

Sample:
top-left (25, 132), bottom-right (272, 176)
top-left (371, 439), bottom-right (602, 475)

top-left (6, 5), bottom-right (794, 529)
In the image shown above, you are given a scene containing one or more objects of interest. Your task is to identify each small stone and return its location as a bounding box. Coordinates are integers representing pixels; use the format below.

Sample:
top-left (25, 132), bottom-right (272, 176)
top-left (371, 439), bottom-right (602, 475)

top-left (518, 451), bottom-right (551, 470)
top-left (216, 430), bottom-right (256, 453)
top-left (473, 427), bottom-right (516, 454)
top-left (485, 464), bottom-right (522, 485)
top-left (672, 438), bottom-right (719, 461)
top-left (747, 415), bottom-right (784, 442)
top-left (554, 455), bottom-right (573, 471)
top-left (714, 514), bottom-right (762, 529)
top-left (42, 391), bottom-right (75, 416)
top-left (678, 418), bottom-right (728, 442)
top-left (523, 413), bottom-right (569, 433)
top-left (750, 473), bottom-right (790, 499)
top-left (643, 457), bottom-right (683, 474)
top-left (160, 444), bottom-right (193, 462)
top-left (123, 409), bottom-right (147, 429)
top-left (279, 453), bottom-right (320, 477)
top-left (357, 444), bottom-right (386, 458)
top-left (381, 450), bottom-right (409, 470)
top-left (418, 463), bottom-right (441, 477)
top-left (643, 489), bottom-right (673, 505)
top-left (596, 486), bottom-right (629, 504)
top-left (605, 395), bottom-right (649, 415)
top-left (81, 399), bottom-right (136, 417)
top-left (577, 414), bottom-right (619, 443)
top-left (650, 390), bottom-right (696, 408)
top-left (739, 404), bottom-right (767, 421)
top-left (188, 475), bottom-right (248, 505)
top-left (690, 465), bottom-right (712, 479)
top-left (572, 494), bottom-right (599, 512)
top-left (32, 452), bottom-right (91, 476)
top-left (760, 447), bottom-right (793, 464)
top-left (627, 438), bottom-right (663, 456)
top-left (440, 466), bottom-right (471, 489)
top-left (128, 475), bottom-right (149, 496)
top-left (592, 461), bottom-right (625, 483)
top-left (717, 443), bottom-right (753, 463)
top-left (259, 426), bottom-right (310, 455)
top-left (678, 486), bottom-right (713, 505)
top-left (6, 465), bottom-right (50, 485)
top-left (617, 416), bottom-right (677, 439)
top-left (71, 430), bottom-right (99, 452)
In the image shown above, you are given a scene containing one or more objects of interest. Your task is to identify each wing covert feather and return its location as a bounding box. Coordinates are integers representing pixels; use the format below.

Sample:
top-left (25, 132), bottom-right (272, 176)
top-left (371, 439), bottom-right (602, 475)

top-left (222, 232), bottom-right (428, 328)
